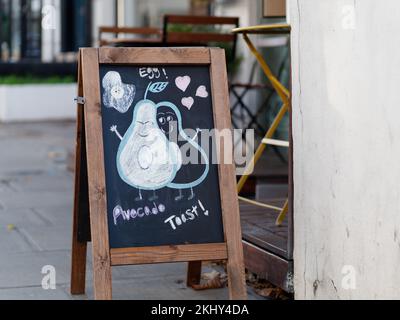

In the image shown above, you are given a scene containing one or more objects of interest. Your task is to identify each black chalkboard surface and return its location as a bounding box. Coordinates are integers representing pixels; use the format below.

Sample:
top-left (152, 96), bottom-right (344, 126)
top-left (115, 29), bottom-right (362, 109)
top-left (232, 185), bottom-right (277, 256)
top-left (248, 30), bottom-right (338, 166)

top-left (99, 65), bottom-right (224, 248)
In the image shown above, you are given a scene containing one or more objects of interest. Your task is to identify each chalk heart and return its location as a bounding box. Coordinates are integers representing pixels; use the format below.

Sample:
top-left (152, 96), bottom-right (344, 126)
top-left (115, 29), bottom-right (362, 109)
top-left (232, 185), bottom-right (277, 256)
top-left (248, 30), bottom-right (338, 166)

top-left (182, 97), bottom-right (194, 110)
top-left (196, 85), bottom-right (209, 98)
top-left (175, 76), bottom-right (191, 92)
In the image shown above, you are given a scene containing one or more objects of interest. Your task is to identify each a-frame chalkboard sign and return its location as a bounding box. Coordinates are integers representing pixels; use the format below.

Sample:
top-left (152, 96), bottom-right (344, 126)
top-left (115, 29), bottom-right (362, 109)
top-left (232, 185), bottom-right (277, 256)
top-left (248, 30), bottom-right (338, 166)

top-left (70, 47), bottom-right (246, 300)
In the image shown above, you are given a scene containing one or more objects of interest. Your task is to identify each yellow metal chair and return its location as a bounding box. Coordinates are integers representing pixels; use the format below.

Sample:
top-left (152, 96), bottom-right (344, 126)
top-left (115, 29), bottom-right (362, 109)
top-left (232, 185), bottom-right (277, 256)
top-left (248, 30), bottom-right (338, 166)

top-left (232, 24), bottom-right (291, 226)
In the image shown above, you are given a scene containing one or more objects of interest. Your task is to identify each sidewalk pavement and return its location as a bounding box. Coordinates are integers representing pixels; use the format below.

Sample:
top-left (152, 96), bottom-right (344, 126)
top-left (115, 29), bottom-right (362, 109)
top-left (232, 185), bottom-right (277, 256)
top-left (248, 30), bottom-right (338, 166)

top-left (0, 121), bottom-right (262, 300)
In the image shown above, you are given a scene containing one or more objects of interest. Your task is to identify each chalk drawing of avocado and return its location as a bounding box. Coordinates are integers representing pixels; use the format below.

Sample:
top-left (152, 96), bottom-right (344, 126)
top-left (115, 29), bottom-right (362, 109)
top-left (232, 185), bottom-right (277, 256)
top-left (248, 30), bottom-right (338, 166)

top-left (110, 81), bottom-right (209, 201)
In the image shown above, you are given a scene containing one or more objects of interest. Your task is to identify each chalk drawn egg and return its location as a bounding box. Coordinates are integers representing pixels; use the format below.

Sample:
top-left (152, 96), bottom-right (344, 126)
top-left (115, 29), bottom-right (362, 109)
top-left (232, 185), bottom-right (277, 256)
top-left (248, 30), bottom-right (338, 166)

top-left (102, 71), bottom-right (135, 114)
top-left (111, 85), bottom-right (125, 99)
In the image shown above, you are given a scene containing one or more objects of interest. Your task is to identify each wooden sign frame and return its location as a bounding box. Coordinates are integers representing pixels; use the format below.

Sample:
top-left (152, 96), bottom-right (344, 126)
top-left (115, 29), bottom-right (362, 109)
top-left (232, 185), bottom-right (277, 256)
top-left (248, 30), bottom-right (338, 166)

top-left (70, 47), bottom-right (247, 300)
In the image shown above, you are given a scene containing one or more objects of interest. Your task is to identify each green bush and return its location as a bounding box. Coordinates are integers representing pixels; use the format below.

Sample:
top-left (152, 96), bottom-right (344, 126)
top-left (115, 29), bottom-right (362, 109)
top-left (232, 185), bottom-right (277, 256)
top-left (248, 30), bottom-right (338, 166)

top-left (0, 75), bottom-right (75, 85)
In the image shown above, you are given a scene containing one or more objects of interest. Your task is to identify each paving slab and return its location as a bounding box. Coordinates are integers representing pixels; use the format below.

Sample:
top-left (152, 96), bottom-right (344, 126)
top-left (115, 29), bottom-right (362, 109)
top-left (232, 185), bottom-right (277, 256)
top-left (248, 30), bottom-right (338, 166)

top-left (9, 172), bottom-right (73, 193)
top-left (0, 180), bottom-right (14, 193)
top-left (17, 225), bottom-right (72, 251)
top-left (0, 190), bottom-right (72, 211)
top-left (33, 205), bottom-right (73, 227)
top-left (0, 208), bottom-right (48, 228)
top-left (112, 262), bottom-right (190, 281)
top-left (0, 250), bottom-right (72, 288)
top-left (0, 226), bottom-right (36, 253)
top-left (0, 286), bottom-right (71, 300)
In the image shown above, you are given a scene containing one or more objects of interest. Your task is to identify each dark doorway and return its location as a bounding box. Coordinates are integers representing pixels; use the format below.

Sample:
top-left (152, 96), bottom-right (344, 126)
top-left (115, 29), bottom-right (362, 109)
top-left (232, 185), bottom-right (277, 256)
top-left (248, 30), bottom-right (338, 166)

top-left (61, 0), bottom-right (92, 52)
top-left (20, 0), bottom-right (43, 60)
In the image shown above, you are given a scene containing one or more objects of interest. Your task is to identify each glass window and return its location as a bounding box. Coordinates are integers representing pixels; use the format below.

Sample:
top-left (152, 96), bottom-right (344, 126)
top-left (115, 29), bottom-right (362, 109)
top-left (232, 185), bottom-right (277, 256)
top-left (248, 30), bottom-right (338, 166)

top-left (1, 0), bottom-right (43, 61)
top-left (10, 0), bottom-right (21, 61)
top-left (0, 0), bottom-right (12, 61)
top-left (21, 0), bottom-right (43, 59)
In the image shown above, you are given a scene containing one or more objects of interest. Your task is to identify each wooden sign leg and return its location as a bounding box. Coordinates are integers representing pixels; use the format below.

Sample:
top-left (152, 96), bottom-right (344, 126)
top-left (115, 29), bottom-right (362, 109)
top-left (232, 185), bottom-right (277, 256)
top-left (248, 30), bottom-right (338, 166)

top-left (70, 133), bottom-right (88, 294)
top-left (71, 238), bottom-right (87, 295)
top-left (71, 73), bottom-right (88, 295)
top-left (81, 48), bottom-right (113, 300)
top-left (226, 239), bottom-right (247, 300)
top-left (222, 188), bottom-right (247, 299)
top-left (209, 48), bottom-right (248, 300)
top-left (187, 261), bottom-right (202, 287)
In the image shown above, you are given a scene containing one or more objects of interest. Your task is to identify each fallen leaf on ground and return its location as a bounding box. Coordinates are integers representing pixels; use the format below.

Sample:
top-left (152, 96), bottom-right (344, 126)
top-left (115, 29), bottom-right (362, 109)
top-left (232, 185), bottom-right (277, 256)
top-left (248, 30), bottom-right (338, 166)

top-left (192, 271), bottom-right (227, 290)
top-left (201, 270), bottom-right (220, 280)
top-left (256, 288), bottom-right (275, 297)
top-left (192, 277), bottom-right (226, 290)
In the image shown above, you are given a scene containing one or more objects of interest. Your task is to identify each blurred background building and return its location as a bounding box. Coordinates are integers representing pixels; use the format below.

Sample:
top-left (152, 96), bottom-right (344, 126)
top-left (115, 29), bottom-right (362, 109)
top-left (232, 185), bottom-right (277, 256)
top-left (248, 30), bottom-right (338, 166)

top-left (0, 0), bottom-right (284, 82)
top-left (0, 0), bottom-right (289, 131)
top-left (0, 0), bottom-right (265, 63)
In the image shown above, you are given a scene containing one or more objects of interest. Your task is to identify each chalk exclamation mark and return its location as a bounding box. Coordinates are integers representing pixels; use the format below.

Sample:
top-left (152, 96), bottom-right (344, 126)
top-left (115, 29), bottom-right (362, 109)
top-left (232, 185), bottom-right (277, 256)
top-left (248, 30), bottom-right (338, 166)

top-left (162, 68), bottom-right (168, 79)
top-left (198, 200), bottom-right (209, 216)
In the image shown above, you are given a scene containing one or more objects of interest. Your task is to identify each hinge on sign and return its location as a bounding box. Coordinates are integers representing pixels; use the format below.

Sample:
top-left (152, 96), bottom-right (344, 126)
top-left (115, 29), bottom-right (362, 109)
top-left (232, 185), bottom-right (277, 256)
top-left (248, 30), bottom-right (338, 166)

top-left (74, 96), bottom-right (86, 105)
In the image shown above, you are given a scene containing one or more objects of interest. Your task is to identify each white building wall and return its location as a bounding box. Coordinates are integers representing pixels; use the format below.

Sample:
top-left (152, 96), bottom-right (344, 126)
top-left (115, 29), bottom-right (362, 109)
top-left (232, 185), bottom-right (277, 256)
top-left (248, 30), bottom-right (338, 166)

top-left (41, 0), bottom-right (61, 62)
top-left (135, 0), bottom-right (189, 27)
top-left (214, 0), bottom-right (259, 84)
top-left (92, 0), bottom-right (117, 46)
top-left (124, 0), bottom-right (139, 27)
top-left (91, 0), bottom-right (189, 44)
top-left (290, 0), bottom-right (400, 299)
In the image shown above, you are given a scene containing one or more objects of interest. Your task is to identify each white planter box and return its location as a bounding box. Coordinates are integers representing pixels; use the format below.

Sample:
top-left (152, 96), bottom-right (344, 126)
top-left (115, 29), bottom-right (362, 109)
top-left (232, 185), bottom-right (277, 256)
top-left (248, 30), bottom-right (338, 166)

top-left (0, 83), bottom-right (76, 122)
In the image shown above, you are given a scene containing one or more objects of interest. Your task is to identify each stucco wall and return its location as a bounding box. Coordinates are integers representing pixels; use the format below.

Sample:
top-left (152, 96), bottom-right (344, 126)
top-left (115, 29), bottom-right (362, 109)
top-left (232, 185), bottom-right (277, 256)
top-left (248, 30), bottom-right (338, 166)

top-left (0, 84), bottom-right (76, 122)
top-left (290, 0), bottom-right (400, 299)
